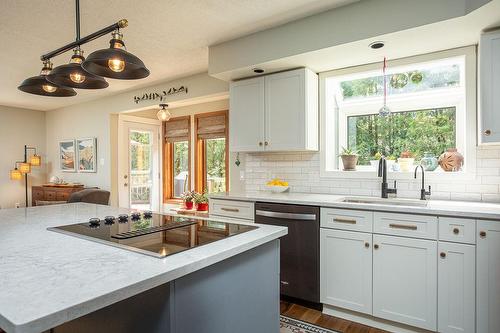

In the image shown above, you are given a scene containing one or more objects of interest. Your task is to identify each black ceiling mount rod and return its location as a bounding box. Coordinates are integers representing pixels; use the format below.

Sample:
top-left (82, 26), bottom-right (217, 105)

top-left (75, 0), bottom-right (80, 41)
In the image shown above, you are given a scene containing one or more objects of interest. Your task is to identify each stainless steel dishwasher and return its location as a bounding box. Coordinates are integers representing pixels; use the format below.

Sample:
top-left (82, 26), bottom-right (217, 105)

top-left (255, 202), bottom-right (320, 306)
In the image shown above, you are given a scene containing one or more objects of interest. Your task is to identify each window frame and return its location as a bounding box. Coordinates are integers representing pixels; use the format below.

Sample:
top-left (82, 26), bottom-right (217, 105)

top-left (163, 116), bottom-right (191, 203)
top-left (194, 110), bottom-right (229, 193)
top-left (319, 46), bottom-right (477, 180)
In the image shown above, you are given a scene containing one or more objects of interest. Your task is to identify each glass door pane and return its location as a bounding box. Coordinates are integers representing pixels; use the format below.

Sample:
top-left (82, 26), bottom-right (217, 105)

top-left (173, 141), bottom-right (189, 198)
top-left (205, 138), bottom-right (226, 193)
top-left (129, 130), bottom-right (153, 210)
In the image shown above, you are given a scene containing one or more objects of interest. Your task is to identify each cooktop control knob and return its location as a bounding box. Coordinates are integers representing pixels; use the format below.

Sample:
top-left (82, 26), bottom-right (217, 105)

top-left (89, 218), bottom-right (101, 228)
top-left (104, 216), bottom-right (116, 225)
top-left (143, 211), bottom-right (153, 218)
top-left (131, 212), bottom-right (141, 220)
top-left (118, 214), bottom-right (129, 223)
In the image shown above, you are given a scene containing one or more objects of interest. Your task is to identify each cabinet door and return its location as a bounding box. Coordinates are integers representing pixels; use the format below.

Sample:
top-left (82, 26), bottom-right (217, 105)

top-left (229, 77), bottom-right (265, 152)
top-left (477, 220), bottom-right (500, 333)
top-left (264, 68), bottom-right (317, 151)
top-left (320, 229), bottom-right (372, 314)
top-left (480, 30), bottom-right (500, 143)
top-left (438, 242), bottom-right (475, 333)
top-left (373, 235), bottom-right (437, 331)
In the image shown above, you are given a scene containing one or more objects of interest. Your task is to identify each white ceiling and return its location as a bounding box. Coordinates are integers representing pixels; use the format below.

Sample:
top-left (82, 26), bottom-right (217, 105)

top-left (0, 0), bottom-right (355, 111)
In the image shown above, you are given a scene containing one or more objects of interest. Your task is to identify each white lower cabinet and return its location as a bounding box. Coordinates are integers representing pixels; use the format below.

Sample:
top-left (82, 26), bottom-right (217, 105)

top-left (372, 234), bottom-right (437, 331)
top-left (438, 242), bottom-right (475, 333)
top-left (320, 229), bottom-right (372, 314)
top-left (477, 220), bottom-right (500, 333)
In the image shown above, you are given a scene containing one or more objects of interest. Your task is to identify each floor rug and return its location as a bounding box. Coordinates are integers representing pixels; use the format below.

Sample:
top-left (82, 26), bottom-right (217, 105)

top-left (280, 315), bottom-right (340, 333)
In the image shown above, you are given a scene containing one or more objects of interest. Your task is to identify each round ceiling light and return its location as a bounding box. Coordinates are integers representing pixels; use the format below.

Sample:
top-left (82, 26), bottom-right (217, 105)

top-left (18, 60), bottom-right (77, 97)
top-left (82, 30), bottom-right (150, 80)
top-left (46, 48), bottom-right (109, 89)
top-left (157, 104), bottom-right (171, 121)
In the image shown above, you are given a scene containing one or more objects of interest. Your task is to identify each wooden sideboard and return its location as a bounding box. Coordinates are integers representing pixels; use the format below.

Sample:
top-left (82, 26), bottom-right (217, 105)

top-left (32, 185), bottom-right (85, 206)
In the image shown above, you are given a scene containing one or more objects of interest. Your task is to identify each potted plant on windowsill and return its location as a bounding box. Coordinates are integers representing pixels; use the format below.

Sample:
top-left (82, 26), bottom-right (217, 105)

top-left (370, 152), bottom-right (383, 169)
top-left (339, 147), bottom-right (358, 171)
top-left (181, 191), bottom-right (195, 210)
top-left (194, 190), bottom-right (209, 211)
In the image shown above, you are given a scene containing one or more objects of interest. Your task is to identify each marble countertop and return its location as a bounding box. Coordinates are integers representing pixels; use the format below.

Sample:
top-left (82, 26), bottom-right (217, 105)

top-left (0, 203), bottom-right (287, 333)
top-left (210, 192), bottom-right (500, 220)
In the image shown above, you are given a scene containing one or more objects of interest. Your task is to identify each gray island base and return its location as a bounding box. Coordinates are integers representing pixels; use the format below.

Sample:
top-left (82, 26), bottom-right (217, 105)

top-left (47, 240), bottom-right (280, 333)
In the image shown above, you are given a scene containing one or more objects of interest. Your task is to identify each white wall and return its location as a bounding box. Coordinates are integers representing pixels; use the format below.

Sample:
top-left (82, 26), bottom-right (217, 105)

top-left (0, 105), bottom-right (46, 208)
top-left (45, 73), bottom-right (229, 206)
top-left (129, 99), bottom-right (245, 194)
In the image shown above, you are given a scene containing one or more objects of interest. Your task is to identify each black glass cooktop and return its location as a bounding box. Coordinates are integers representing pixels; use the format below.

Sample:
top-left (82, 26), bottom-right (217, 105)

top-left (48, 211), bottom-right (257, 258)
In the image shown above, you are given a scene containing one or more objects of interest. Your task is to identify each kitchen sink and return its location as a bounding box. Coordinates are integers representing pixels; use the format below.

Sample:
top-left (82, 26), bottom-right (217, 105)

top-left (341, 197), bottom-right (429, 207)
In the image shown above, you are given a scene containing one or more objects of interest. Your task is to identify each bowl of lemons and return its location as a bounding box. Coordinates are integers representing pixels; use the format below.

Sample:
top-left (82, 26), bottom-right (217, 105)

top-left (265, 178), bottom-right (289, 193)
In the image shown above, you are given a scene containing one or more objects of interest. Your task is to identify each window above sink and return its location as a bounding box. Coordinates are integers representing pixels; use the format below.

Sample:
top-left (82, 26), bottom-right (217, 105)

top-left (319, 46), bottom-right (477, 180)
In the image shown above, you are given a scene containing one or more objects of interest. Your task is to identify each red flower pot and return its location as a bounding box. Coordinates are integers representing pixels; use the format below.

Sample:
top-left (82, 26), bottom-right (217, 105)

top-left (196, 202), bottom-right (208, 211)
top-left (184, 201), bottom-right (194, 210)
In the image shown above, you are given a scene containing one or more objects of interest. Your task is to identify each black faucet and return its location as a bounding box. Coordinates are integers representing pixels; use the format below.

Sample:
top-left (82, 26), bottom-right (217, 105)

top-left (414, 165), bottom-right (431, 200)
top-left (378, 157), bottom-right (397, 198)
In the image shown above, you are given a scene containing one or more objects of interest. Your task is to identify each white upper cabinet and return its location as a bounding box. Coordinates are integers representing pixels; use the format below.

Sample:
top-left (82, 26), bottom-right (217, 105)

top-left (480, 29), bottom-right (500, 144)
top-left (372, 234), bottom-right (437, 331)
top-left (229, 77), bottom-right (265, 151)
top-left (476, 220), bottom-right (500, 333)
top-left (229, 68), bottom-right (318, 152)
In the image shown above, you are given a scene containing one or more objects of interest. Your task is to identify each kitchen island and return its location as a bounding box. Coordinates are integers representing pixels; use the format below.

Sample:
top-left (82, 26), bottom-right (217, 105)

top-left (0, 203), bottom-right (287, 333)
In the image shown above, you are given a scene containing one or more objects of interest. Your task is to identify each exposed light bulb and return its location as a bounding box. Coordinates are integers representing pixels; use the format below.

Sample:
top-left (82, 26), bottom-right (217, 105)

top-left (108, 59), bottom-right (125, 72)
top-left (157, 109), bottom-right (171, 121)
top-left (70, 72), bottom-right (86, 83)
top-left (42, 84), bottom-right (57, 93)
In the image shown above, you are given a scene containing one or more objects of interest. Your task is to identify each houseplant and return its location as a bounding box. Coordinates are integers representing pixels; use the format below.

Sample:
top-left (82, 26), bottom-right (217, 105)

top-left (370, 152), bottom-right (383, 169)
top-left (398, 150), bottom-right (415, 172)
top-left (339, 147), bottom-right (358, 171)
top-left (194, 190), bottom-right (209, 211)
top-left (181, 190), bottom-right (195, 210)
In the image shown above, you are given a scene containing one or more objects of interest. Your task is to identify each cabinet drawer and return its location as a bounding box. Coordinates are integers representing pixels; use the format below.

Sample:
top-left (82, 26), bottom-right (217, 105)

top-left (439, 217), bottom-right (476, 244)
top-left (209, 199), bottom-right (254, 221)
top-left (44, 191), bottom-right (57, 201)
top-left (374, 212), bottom-right (437, 240)
top-left (32, 190), bottom-right (44, 200)
top-left (321, 208), bottom-right (373, 232)
top-left (56, 192), bottom-right (70, 201)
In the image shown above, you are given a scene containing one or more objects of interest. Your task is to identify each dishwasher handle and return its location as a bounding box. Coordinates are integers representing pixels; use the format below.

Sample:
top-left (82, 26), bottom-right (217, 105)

top-left (255, 210), bottom-right (317, 221)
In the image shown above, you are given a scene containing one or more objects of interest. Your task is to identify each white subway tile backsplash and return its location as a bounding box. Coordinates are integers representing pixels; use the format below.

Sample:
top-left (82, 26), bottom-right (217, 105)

top-left (242, 146), bottom-right (500, 202)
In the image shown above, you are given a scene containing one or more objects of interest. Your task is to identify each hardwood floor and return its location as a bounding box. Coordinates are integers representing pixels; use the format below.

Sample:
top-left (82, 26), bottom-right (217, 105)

top-left (280, 301), bottom-right (389, 333)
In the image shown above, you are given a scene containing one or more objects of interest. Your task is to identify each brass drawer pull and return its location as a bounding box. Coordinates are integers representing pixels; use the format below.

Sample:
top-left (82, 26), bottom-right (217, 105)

top-left (221, 207), bottom-right (240, 213)
top-left (374, 244), bottom-right (379, 249)
top-left (453, 228), bottom-right (460, 234)
top-left (333, 218), bottom-right (357, 224)
top-left (389, 223), bottom-right (417, 230)
top-left (364, 242), bottom-right (370, 248)
top-left (440, 252), bottom-right (446, 258)
top-left (484, 129), bottom-right (492, 136)
top-left (480, 231), bottom-right (486, 238)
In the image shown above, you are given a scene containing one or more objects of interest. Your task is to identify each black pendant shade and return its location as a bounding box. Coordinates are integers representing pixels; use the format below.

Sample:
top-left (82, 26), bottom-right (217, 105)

top-left (82, 37), bottom-right (150, 80)
top-left (18, 62), bottom-right (77, 97)
top-left (47, 62), bottom-right (109, 89)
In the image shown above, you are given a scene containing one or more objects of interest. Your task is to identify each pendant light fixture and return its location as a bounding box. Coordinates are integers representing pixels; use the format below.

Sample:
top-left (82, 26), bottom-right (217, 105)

top-left (157, 104), bottom-right (171, 121)
top-left (47, 48), bottom-right (109, 89)
top-left (82, 29), bottom-right (150, 80)
top-left (378, 56), bottom-right (391, 117)
top-left (18, 60), bottom-right (77, 97)
top-left (19, 0), bottom-right (149, 97)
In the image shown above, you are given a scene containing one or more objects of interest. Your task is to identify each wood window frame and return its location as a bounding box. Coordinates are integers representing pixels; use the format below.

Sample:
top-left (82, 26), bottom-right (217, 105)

top-left (163, 116), bottom-right (191, 203)
top-left (194, 110), bottom-right (229, 193)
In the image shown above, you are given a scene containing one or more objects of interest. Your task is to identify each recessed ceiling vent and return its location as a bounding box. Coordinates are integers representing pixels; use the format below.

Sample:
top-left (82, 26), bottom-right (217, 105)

top-left (369, 41), bottom-right (385, 49)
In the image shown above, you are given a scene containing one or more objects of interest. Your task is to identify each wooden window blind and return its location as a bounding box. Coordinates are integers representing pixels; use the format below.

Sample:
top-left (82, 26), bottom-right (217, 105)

top-left (196, 112), bottom-right (227, 140)
top-left (164, 117), bottom-right (190, 142)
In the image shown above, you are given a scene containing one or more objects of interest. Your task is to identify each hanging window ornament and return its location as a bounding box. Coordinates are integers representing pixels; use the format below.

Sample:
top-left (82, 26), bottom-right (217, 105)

top-left (378, 57), bottom-right (392, 117)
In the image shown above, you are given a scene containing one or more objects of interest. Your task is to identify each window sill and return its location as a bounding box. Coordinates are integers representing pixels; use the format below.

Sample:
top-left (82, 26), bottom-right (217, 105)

top-left (320, 169), bottom-right (477, 181)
